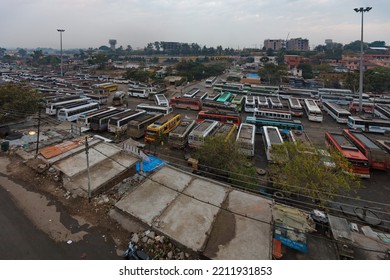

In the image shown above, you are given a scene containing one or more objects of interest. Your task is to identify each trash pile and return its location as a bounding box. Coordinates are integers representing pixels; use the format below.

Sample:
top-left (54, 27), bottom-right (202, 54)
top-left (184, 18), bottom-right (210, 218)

top-left (126, 230), bottom-right (197, 260)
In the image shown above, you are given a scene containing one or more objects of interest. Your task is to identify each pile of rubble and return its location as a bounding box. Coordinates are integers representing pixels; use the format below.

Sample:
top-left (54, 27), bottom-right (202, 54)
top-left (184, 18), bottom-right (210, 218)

top-left (127, 230), bottom-right (198, 260)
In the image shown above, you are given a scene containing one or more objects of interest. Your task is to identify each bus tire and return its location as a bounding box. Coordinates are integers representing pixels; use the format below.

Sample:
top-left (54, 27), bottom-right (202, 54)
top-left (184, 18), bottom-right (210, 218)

top-left (384, 131), bottom-right (390, 136)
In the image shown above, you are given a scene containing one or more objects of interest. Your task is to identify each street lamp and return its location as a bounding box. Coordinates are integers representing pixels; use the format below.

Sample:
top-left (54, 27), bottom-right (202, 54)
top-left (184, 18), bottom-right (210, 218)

top-left (57, 29), bottom-right (65, 76)
top-left (354, 7), bottom-right (372, 115)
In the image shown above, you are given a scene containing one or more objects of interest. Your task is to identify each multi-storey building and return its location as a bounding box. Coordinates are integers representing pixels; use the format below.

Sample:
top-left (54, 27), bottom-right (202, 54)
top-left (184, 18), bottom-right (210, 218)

top-left (286, 38), bottom-right (310, 51)
top-left (263, 39), bottom-right (285, 51)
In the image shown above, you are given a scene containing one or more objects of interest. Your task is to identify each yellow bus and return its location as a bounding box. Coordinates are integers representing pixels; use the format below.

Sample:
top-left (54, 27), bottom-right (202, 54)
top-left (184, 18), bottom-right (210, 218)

top-left (145, 113), bottom-right (181, 143)
top-left (93, 82), bottom-right (119, 93)
top-left (213, 123), bottom-right (237, 142)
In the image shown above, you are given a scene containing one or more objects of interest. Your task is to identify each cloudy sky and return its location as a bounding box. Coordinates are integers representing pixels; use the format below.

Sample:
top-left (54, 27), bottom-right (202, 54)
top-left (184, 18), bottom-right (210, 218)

top-left (0, 0), bottom-right (388, 50)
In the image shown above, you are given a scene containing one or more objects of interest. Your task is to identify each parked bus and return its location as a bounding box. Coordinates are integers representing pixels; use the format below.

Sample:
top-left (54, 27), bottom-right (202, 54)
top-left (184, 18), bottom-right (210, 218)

top-left (287, 97), bottom-right (303, 117)
top-left (347, 116), bottom-right (390, 135)
top-left (85, 93), bottom-right (108, 105)
top-left (57, 102), bottom-right (100, 122)
top-left (248, 85), bottom-right (279, 95)
top-left (183, 87), bottom-right (201, 98)
top-left (231, 94), bottom-right (245, 112)
top-left (127, 112), bottom-right (163, 139)
top-left (77, 107), bottom-right (117, 128)
top-left (325, 131), bottom-right (370, 178)
top-left (136, 103), bottom-right (173, 115)
top-left (216, 92), bottom-right (234, 103)
top-left (128, 87), bottom-right (151, 98)
top-left (205, 76), bottom-right (217, 88)
top-left (196, 110), bottom-right (241, 126)
top-left (112, 91), bottom-right (127, 106)
top-left (244, 95), bottom-right (257, 113)
top-left (303, 99), bottom-right (323, 122)
top-left (108, 110), bottom-right (146, 134)
top-left (154, 94), bottom-right (169, 107)
top-left (318, 88), bottom-right (353, 97)
top-left (204, 90), bottom-right (221, 101)
top-left (236, 123), bottom-right (256, 157)
top-left (188, 119), bottom-right (219, 148)
top-left (192, 90), bottom-right (208, 100)
top-left (257, 96), bottom-right (269, 109)
top-left (45, 97), bottom-right (91, 116)
top-left (263, 126), bottom-right (285, 162)
top-left (342, 129), bottom-right (390, 171)
top-left (169, 97), bottom-right (202, 111)
top-left (267, 96), bottom-right (283, 109)
top-left (93, 82), bottom-right (118, 93)
top-left (201, 100), bottom-right (238, 112)
top-left (374, 104), bottom-right (390, 120)
top-left (322, 101), bottom-right (351, 124)
top-left (213, 123), bottom-right (237, 142)
top-left (145, 113), bottom-right (181, 143)
top-left (168, 119), bottom-right (196, 149)
top-left (348, 101), bottom-right (374, 114)
top-left (320, 94), bottom-right (354, 106)
top-left (89, 108), bottom-right (128, 132)
top-left (288, 130), bottom-right (316, 155)
top-left (245, 116), bottom-right (304, 134)
top-left (253, 108), bottom-right (292, 120)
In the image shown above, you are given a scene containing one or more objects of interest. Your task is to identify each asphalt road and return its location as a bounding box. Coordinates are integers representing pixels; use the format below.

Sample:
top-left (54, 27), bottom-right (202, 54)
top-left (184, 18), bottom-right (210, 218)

top-left (0, 174), bottom-right (120, 260)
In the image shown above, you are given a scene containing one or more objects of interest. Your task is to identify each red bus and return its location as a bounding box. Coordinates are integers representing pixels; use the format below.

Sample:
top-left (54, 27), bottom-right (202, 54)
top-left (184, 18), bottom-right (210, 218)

top-left (342, 129), bottom-right (390, 171)
top-left (348, 101), bottom-right (374, 114)
top-left (169, 97), bottom-right (202, 111)
top-left (325, 131), bottom-right (370, 178)
top-left (196, 110), bottom-right (241, 126)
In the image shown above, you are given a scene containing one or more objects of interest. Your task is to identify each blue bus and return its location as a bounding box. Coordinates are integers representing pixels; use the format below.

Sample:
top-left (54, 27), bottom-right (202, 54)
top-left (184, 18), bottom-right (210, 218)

top-left (245, 116), bottom-right (304, 134)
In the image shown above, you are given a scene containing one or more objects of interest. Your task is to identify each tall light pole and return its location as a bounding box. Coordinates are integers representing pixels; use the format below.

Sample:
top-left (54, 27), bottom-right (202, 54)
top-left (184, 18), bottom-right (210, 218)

top-left (354, 7), bottom-right (372, 115)
top-left (57, 29), bottom-right (65, 76)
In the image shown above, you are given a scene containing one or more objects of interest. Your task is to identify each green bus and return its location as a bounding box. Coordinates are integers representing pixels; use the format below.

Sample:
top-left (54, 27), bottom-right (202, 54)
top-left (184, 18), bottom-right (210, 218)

top-left (216, 91), bottom-right (234, 103)
top-left (231, 94), bottom-right (245, 112)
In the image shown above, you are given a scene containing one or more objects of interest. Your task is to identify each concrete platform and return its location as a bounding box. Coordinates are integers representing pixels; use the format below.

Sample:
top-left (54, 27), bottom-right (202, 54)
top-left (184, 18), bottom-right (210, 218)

top-left (115, 165), bottom-right (274, 259)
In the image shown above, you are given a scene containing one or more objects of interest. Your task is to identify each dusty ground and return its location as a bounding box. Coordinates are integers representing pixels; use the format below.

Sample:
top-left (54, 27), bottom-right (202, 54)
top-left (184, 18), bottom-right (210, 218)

top-left (1, 153), bottom-right (136, 253)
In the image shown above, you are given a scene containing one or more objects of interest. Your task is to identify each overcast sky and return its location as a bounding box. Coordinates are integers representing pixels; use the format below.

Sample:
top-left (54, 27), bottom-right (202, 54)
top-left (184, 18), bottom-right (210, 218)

top-left (0, 0), bottom-right (389, 50)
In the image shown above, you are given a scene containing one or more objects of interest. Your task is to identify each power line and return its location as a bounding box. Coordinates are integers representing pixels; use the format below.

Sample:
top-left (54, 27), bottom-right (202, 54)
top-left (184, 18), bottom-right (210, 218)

top-left (88, 144), bottom-right (390, 256)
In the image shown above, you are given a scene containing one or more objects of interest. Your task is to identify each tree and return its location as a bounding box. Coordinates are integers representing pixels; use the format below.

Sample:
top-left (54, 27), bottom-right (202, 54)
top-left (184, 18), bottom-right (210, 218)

top-left (258, 63), bottom-right (286, 85)
top-left (344, 40), bottom-right (369, 52)
top-left (0, 83), bottom-right (42, 121)
top-left (368, 41), bottom-right (386, 48)
top-left (298, 63), bottom-right (313, 79)
top-left (194, 135), bottom-right (258, 190)
top-left (267, 142), bottom-right (361, 206)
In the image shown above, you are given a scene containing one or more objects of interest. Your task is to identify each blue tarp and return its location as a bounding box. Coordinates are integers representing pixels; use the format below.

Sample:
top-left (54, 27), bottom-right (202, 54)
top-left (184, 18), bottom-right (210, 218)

top-left (136, 155), bottom-right (166, 172)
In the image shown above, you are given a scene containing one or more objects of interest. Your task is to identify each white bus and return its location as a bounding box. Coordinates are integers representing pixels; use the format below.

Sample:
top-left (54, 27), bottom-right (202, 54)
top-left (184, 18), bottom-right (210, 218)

top-left (107, 110), bottom-right (146, 134)
top-left (183, 87), bottom-right (201, 98)
top-left (154, 94), bottom-right (169, 107)
top-left (253, 108), bottom-right (292, 120)
top-left (347, 116), bottom-right (390, 135)
top-left (322, 101), bottom-right (351, 124)
top-left (136, 103), bottom-right (173, 115)
top-left (112, 91), bottom-right (127, 106)
top-left (303, 99), bottom-right (323, 122)
top-left (287, 97), bottom-right (303, 117)
top-left (85, 94), bottom-right (108, 105)
top-left (318, 88), bottom-right (353, 97)
top-left (77, 107), bottom-right (117, 128)
top-left (57, 102), bottom-right (100, 122)
top-left (258, 96), bottom-right (269, 108)
top-left (262, 126), bottom-right (285, 162)
top-left (244, 95), bottom-right (256, 113)
top-left (205, 76), bottom-right (217, 88)
top-left (374, 104), bottom-right (390, 120)
top-left (128, 87), bottom-right (151, 98)
top-left (45, 97), bottom-right (91, 116)
top-left (168, 119), bottom-right (197, 149)
top-left (267, 96), bottom-right (283, 109)
top-left (188, 120), bottom-right (219, 148)
top-left (236, 123), bottom-right (256, 157)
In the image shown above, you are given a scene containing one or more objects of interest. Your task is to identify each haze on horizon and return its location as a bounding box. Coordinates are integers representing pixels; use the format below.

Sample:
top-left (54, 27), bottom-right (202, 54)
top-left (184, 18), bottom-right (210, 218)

top-left (1, 0), bottom-right (389, 50)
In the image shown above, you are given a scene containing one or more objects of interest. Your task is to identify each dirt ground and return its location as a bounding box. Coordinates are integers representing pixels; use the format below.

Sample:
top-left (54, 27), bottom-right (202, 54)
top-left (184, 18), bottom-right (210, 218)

top-left (1, 153), bottom-right (135, 253)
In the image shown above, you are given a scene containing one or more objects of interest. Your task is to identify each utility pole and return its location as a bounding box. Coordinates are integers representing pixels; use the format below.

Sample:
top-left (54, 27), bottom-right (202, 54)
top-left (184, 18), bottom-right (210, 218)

top-left (85, 137), bottom-right (92, 202)
top-left (354, 7), bottom-right (372, 114)
top-left (35, 109), bottom-right (41, 156)
top-left (57, 29), bottom-right (65, 76)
